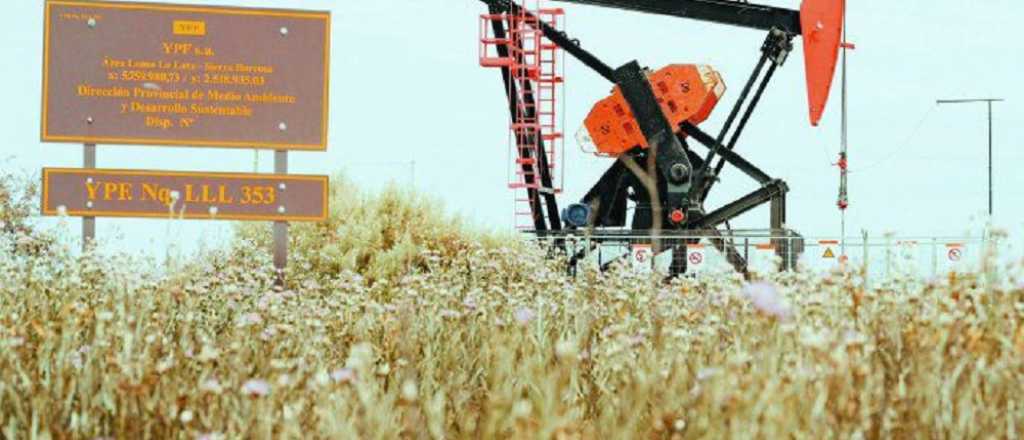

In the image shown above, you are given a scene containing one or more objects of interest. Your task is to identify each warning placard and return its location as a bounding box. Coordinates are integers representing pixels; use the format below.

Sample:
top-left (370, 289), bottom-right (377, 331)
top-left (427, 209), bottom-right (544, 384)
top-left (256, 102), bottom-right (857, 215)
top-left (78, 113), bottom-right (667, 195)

top-left (812, 240), bottom-right (842, 272)
top-left (947, 246), bottom-right (963, 262)
top-left (631, 244), bottom-right (653, 273)
top-left (687, 244), bottom-right (706, 274)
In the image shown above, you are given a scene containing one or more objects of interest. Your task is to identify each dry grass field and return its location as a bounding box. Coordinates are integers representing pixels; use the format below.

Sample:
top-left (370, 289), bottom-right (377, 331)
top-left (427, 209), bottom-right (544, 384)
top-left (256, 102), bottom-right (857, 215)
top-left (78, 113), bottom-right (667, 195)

top-left (2, 174), bottom-right (1023, 438)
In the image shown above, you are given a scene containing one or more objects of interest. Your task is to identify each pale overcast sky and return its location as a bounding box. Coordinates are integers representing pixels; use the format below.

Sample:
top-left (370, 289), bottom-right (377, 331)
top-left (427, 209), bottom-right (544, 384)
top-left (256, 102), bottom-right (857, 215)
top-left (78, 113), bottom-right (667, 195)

top-left (2, 0), bottom-right (1022, 257)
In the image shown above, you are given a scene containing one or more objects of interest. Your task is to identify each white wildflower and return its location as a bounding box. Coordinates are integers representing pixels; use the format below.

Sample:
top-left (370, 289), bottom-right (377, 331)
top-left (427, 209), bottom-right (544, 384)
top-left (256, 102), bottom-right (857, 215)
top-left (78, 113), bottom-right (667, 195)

top-left (696, 367), bottom-right (721, 381)
top-left (156, 356), bottom-right (174, 373)
top-left (842, 329), bottom-right (868, 346)
top-left (345, 343), bottom-right (375, 371)
top-left (238, 312), bottom-right (262, 327)
top-left (673, 419), bottom-right (687, 432)
top-left (799, 328), bottom-right (832, 350)
top-left (555, 339), bottom-right (577, 359)
top-left (401, 380), bottom-right (418, 402)
top-left (512, 399), bottom-right (532, 418)
top-left (196, 345), bottom-right (219, 362)
top-left (331, 368), bottom-right (355, 384)
top-left (241, 379), bottom-right (271, 397)
top-left (200, 378), bottom-right (223, 394)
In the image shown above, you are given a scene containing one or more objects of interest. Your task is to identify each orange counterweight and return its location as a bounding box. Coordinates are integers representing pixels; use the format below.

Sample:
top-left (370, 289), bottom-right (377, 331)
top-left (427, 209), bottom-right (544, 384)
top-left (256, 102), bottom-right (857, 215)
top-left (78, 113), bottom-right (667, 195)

top-left (582, 64), bottom-right (726, 156)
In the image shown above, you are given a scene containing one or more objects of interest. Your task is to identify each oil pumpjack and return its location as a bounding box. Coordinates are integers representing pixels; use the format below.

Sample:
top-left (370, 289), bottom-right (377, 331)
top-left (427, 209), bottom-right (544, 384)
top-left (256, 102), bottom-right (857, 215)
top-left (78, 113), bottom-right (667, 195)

top-left (477, 0), bottom-right (846, 276)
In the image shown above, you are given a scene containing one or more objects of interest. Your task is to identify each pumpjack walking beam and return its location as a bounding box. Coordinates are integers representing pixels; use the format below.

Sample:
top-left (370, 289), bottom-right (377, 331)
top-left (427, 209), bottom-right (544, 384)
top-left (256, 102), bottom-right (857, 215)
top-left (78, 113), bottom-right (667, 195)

top-left (554, 0), bottom-right (802, 33)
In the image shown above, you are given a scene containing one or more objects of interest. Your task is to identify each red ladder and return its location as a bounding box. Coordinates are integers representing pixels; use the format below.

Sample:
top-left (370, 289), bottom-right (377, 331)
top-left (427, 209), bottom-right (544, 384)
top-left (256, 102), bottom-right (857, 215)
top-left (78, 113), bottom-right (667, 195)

top-left (480, 2), bottom-right (565, 230)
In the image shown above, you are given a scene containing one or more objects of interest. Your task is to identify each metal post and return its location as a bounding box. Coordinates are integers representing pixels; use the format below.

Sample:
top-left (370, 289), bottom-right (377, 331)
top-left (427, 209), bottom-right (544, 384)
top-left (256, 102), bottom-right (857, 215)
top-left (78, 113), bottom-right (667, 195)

top-left (82, 144), bottom-right (96, 252)
top-left (987, 101), bottom-right (993, 217)
top-left (936, 98), bottom-right (1003, 217)
top-left (884, 234), bottom-right (892, 279)
top-left (273, 150), bottom-right (288, 287)
top-left (861, 230), bottom-right (869, 286)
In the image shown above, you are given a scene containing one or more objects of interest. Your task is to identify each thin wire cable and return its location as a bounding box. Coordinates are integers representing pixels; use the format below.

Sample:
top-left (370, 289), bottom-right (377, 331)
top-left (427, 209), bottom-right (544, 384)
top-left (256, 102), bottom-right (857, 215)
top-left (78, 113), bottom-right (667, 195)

top-left (848, 104), bottom-right (936, 174)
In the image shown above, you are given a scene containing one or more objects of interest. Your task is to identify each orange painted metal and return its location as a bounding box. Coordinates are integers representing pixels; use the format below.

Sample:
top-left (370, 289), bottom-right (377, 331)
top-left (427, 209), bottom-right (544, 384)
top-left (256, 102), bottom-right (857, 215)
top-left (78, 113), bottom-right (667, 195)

top-left (800, 0), bottom-right (844, 126)
top-left (582, 64), bottom-right (725, 156)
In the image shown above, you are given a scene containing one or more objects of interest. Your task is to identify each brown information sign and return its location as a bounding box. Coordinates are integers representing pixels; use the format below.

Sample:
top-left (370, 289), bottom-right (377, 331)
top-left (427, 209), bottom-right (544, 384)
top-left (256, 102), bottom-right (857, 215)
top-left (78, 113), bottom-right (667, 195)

top-left (42, 1), bottom-right (330, 150)
top-left (42, 168), bottom-right (329, 222)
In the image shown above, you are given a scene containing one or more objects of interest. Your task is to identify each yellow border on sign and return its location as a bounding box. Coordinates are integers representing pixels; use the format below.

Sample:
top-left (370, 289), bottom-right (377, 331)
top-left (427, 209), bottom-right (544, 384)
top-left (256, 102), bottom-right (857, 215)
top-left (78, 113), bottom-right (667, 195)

top-left (47, 0), bottom-right (330, 19)
top-left (42, 167), bottom-right (330, 222)
top-left (40, 1), bottom-right (53, 143)
top-left (40, 0), bottom-right (331, 151)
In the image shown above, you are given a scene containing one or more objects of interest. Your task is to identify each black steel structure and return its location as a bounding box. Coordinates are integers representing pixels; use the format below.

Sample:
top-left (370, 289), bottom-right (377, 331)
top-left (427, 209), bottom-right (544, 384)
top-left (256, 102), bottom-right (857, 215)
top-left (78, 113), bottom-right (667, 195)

top-left (479, 0), bottom-right (825, 276)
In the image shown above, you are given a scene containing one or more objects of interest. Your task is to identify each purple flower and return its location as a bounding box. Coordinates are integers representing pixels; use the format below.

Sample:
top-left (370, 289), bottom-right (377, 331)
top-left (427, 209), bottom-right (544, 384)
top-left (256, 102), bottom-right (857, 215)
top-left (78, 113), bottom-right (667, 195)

top-left (257, 294), bottom-right (273, 310)
top-left (741, 282), bottom-right (792, 320)
top-left (239, 312), bottom-right (262, 326)
top-left (514, 306), bottom-right (536, 325)
top-left (627, 334), bottom-right (646, 347)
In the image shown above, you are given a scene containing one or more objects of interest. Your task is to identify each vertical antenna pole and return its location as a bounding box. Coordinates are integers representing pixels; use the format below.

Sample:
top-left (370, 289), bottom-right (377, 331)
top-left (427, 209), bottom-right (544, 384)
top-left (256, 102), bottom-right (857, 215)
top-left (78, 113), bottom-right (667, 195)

top-left (82, 144), bottom-right (96, 252)
top-left (838, 0), bottom-right (849, 258)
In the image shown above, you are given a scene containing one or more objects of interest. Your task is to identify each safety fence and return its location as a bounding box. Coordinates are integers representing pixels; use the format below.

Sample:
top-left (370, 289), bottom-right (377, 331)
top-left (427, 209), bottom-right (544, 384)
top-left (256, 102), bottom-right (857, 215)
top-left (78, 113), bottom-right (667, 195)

top-left (541, 230), bottom-right (1013, 280)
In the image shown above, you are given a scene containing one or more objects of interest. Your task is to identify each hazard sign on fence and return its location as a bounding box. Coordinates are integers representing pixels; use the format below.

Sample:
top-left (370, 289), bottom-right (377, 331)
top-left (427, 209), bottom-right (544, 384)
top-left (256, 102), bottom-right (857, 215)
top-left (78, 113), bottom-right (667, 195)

top-left (631, 244), bottom-right (653, 273)
top-left (947, 244), bottom-right (964, 262)
top-left (820, 240), bottom-right (839, 260)
top-left (687, 244), bottom-right (706, 274)
top-left (812, 240), bottom-right (844, 272)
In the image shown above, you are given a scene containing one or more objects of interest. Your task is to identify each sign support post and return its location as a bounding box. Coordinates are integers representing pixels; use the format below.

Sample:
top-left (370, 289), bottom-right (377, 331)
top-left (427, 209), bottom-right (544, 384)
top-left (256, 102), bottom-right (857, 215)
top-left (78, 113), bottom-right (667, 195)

top-left (274, 150), bottom-right (288, 287)
top-left (82, 143), bottom-right (96, 251)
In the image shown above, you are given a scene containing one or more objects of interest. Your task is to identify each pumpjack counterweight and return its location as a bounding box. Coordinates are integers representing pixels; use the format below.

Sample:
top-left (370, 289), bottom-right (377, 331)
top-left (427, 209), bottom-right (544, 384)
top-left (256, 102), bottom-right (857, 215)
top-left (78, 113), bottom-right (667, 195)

top-left (477, 0), bottom-right (844, 277)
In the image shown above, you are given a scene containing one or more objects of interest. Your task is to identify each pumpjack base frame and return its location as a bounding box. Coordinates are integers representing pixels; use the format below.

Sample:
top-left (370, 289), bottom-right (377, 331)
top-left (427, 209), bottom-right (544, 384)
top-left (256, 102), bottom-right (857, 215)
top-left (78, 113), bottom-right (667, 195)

top-left (536, 227), bottom-right (805, 277)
